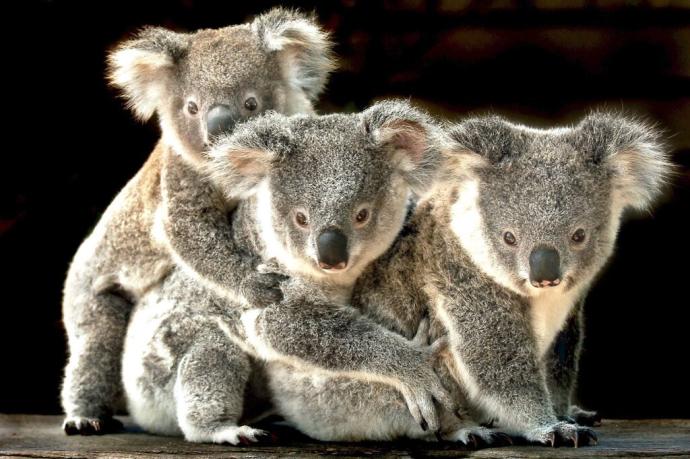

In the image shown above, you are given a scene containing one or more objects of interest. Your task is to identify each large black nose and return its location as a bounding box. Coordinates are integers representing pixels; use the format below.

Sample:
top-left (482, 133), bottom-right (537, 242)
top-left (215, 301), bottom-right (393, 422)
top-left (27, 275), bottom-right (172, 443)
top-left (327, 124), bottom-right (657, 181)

top-left (206, 104), bottom-right (236, 138)
top-left (317, 229), bottom-right (348, 270)
top-left (529, 246), bottom-right (561, 287)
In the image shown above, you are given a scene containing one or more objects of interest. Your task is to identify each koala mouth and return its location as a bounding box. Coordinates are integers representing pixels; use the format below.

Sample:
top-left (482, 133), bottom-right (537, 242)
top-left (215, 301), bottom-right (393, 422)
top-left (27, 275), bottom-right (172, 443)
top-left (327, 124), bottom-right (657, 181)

top-left (318, 261), bottom-right (348, 273)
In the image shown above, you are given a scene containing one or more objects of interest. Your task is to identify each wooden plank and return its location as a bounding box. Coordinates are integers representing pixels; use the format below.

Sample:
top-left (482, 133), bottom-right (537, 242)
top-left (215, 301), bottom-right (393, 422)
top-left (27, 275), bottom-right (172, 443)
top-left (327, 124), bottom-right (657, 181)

top-left (1, 415), bottom-right (689, 458)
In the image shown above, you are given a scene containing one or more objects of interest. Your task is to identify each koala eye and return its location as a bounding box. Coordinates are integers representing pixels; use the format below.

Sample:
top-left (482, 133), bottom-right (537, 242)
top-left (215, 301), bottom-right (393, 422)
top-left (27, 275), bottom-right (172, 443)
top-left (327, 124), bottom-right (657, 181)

top-left (355, 208), bottom-right (370, 226)
top-left (295, 211), bottom-right (309, 228)
top-left (503, 231), bottom-right (517, 246)
top-left (244, 97), bottom-right (258, 111)
top-left (571, 228), bottom-right (586, 244)
top-left (187, 101), bottom-right (199, 115)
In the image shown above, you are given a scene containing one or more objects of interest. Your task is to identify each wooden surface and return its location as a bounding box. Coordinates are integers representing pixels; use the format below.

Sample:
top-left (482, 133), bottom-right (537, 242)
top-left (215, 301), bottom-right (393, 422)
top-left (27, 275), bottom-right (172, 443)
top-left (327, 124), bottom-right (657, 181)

top-left (1, 415), bottom-right (689, 458)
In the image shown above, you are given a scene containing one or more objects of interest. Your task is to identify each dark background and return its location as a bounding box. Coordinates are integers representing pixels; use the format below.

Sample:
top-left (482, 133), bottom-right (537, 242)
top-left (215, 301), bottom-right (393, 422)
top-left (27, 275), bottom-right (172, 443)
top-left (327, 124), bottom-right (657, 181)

top-left (2, 0), bottom-right (688, 419)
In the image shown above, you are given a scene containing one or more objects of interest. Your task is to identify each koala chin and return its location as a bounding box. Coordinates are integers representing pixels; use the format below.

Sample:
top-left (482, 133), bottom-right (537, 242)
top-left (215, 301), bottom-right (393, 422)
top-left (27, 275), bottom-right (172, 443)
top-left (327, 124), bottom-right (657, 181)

top-left (265, 112), bottom-right (671, 447)
top-left (60, 8), bottom-right (334, 436)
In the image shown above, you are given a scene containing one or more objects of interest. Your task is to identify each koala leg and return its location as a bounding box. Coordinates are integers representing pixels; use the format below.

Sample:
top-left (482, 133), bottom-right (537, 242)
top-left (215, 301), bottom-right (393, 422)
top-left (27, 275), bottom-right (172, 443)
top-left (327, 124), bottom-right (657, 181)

top-left (175, 342), bottom-right (268, 445)
top-left (546, 299), bottom-right (601, 427)
top-left (61, 285), bottom-right (130, 435)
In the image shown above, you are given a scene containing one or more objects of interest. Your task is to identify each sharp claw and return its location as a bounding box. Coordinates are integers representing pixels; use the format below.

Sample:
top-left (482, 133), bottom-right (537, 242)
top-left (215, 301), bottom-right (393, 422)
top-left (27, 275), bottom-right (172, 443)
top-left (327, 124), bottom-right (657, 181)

top-left (435, 431), bottom-right (443, 442)
top-left (572, 431), bottom-right (579, 448)
top-left (420, 419), bottom-right (428, 431)
top-left (546, 431), bottom-right (556, 447)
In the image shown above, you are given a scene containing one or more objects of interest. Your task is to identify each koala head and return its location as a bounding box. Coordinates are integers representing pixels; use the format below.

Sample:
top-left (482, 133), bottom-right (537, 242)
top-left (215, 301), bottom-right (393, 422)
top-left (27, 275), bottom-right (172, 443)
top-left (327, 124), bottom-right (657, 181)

top-left (209, 100), bottom-right (443, 285)
top-left (108, 8), bottom-right (335, 163)
top-left (444, 112), bottom-right (672, 298)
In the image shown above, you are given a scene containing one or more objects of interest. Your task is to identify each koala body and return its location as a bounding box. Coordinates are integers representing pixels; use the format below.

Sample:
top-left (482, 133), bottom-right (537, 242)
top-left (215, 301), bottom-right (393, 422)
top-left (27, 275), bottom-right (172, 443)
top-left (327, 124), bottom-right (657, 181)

top-left (268, 113), bottom-right (671, 446)
top-left (61, 8), bottom-right (334, 434)
top-left (121, 102), bottom-right (456, 444)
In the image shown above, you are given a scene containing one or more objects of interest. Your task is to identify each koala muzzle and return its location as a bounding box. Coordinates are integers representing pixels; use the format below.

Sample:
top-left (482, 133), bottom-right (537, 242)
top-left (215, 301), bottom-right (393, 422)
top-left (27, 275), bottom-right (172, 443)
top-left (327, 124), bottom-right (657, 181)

top-left (317, 229), bottom-right (348, 271)
top-left (206, 104), bottom-right (237, 138)
top-left (529, 246), bottom-right (561, 288)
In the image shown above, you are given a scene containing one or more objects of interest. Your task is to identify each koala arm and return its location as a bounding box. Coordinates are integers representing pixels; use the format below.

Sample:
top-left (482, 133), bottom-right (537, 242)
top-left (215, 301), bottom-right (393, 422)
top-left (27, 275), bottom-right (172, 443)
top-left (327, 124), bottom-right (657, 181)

top-left (434, 286), bottom-right (563, 438)
top-left (159, 152), bottom-right (282, 307)
top-left (241, 293), bottom-right (455, 431)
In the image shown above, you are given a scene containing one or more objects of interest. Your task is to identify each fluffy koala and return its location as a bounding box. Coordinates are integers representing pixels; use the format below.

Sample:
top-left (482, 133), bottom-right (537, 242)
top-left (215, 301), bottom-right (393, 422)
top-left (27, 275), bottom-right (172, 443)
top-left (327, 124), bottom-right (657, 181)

top-left (61, 8), bottom-right (334, 435)
top-left (267, 112), bottom-right (671, 447)
top-left (122, 101), bottom-right (456, 444)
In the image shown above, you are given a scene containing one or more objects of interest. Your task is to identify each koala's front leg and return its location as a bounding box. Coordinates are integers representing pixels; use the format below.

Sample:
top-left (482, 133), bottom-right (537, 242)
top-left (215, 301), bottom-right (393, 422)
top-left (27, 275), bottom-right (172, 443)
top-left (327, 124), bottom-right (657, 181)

top-left (61, 286), bottom-right (129, 435)
top-left (546, 299), bottom-right (601, 427)
top-left (241, 299), bottom-right (456, 433)
top-left (435, 293), bottom-right (597, 447)
top-left (160, 154), bottom-right (284, 307)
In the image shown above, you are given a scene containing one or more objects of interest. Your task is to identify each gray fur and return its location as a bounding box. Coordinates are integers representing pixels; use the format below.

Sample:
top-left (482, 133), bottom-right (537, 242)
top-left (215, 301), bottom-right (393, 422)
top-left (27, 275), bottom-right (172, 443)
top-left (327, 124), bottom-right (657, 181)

top-left (267, 112), bottom-right (671, 446)
top-left (122, 101), bottom-right (456, 443)
top-left (61, 8), bottom-right (334, 434)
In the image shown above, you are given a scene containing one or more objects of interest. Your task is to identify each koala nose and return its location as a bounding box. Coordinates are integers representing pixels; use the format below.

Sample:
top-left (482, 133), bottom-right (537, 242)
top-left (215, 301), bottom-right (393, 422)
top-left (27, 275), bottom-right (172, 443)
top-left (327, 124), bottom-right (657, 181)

top-left (317, 229), bottom-right (349, 271)
top-left (529, 246), bottom-right (561, 288)
top-left (206, 104), bottom-right (236, 138)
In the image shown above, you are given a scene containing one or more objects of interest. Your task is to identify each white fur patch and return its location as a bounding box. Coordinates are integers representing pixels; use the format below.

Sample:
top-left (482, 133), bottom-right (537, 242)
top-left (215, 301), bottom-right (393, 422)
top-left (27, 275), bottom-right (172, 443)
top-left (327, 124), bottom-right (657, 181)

top-left (529, 286), bottom-right (582, 358)
top-left (122, 293), bottom-right (179, 436)
top-left (450, 180), bottom-right (517, 292)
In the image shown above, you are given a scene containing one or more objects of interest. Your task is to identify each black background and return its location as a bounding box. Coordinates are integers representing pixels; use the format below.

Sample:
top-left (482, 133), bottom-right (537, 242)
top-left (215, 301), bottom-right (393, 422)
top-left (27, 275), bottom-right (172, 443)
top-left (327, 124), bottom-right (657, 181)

top-left (1, 0), bottom-right (689, 419)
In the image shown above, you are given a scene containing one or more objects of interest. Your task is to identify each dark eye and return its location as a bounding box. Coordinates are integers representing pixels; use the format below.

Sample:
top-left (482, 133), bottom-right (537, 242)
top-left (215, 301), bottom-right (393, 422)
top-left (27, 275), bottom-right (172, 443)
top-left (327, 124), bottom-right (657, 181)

top-left (295, 211), bottom-right (308, 228)
top-left (503, 231), bottom-right (516, 246)
top-left (187, 101), bottom-right (198, 115)
top-left (244, 97), bottom-right (258, 111)
top-left (572, 228), bottom-right (586, 243)
top-left (355, 208), bottom-right (370, 225)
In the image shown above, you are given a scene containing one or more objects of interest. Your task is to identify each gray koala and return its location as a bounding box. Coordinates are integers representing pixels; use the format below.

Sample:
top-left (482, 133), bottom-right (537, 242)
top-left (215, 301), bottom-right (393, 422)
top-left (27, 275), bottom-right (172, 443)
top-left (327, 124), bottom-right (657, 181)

top-left (267, 112), bottom-right (671, 447)
top-left (122, 101), bottom-right (456, 444)
top-left (61, 8), bottom-right (334, 435)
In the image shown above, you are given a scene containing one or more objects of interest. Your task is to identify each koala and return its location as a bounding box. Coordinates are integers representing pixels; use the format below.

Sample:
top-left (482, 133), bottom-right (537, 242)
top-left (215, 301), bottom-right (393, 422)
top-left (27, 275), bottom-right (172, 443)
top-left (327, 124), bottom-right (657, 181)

top-left (267, 112), bottom-right (671, 447)
top-left (121, 101), bottom-right (456, 444)
top-left (60, 8), bottom-right (334, 435)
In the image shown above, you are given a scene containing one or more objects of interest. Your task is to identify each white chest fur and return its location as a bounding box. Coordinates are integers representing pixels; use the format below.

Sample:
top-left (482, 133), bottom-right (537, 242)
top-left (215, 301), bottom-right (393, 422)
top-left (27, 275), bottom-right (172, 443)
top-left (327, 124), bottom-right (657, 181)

top-left (529, 287), bottom-right (582, 358)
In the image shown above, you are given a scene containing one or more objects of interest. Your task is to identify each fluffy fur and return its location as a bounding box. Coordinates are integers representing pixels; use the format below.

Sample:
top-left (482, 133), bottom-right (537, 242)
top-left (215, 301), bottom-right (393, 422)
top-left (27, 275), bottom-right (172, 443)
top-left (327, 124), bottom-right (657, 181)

top-left (61, 8), bottom-right (334, 435)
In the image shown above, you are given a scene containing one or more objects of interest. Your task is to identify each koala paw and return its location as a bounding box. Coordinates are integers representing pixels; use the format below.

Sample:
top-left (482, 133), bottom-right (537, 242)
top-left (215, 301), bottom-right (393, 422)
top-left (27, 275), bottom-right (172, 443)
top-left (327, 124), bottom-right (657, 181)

top-left (569, 405), bottom-right (602, 427)
top-left (397, 319), bottom-right (455, 434)
top-left (240, 271), bottom-right (288, 308)
top-left (207, 425), bottom-right (270, 445)
top-left (526, 421), bottom-right (598, 447)
top-left (63, 416), bottom-right (123, 436)
top-left (444, 426), bottom-right (513, 448)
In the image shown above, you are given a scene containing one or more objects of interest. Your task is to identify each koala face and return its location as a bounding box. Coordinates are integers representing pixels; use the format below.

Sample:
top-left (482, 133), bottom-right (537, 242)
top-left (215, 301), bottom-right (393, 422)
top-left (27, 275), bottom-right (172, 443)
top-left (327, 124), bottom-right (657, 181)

top-left (209, 101), bottom-right (443, 285)
top-left (108, 8), bottom-right (334, 162)
top-left (446, 113), bottom-right (671, 298)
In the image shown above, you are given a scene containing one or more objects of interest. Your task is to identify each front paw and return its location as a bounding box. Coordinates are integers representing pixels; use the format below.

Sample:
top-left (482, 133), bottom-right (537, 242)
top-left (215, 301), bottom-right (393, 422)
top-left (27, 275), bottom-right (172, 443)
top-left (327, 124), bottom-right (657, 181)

top-left (63, 416), bottom-right (123, 436)
top-left (569, 405), bottom-right (602, 427)
top-left (240, 271), bottom-right (287, 307)
top-left (526, 421), bottom-right (598, 447)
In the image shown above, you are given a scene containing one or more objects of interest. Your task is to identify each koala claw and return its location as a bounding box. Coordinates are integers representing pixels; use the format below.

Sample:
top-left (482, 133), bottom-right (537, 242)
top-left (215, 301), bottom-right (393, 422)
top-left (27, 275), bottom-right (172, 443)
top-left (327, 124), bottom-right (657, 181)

top-left (528, 422), bottom-right (597, 448)
top-left (63, 416), bottom-right (123, 436)
top-left (444, 426), bottom-right (499, 448)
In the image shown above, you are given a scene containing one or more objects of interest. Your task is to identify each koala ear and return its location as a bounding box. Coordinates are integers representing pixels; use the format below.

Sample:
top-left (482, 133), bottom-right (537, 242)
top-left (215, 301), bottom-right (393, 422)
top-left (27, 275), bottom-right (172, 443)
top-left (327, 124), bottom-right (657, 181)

top-left (445, 116), bottom-right (520, 165)
top-left (205, 112), bottom-right (292, 199)
top-left (108, 27), bottom-right (190, 121)
top-left (251, 8), bottom-right (336, 103)
top-left (576, 112), bottom-right (673, 211)
top-left (362, 100), bottom-right (443, 196)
